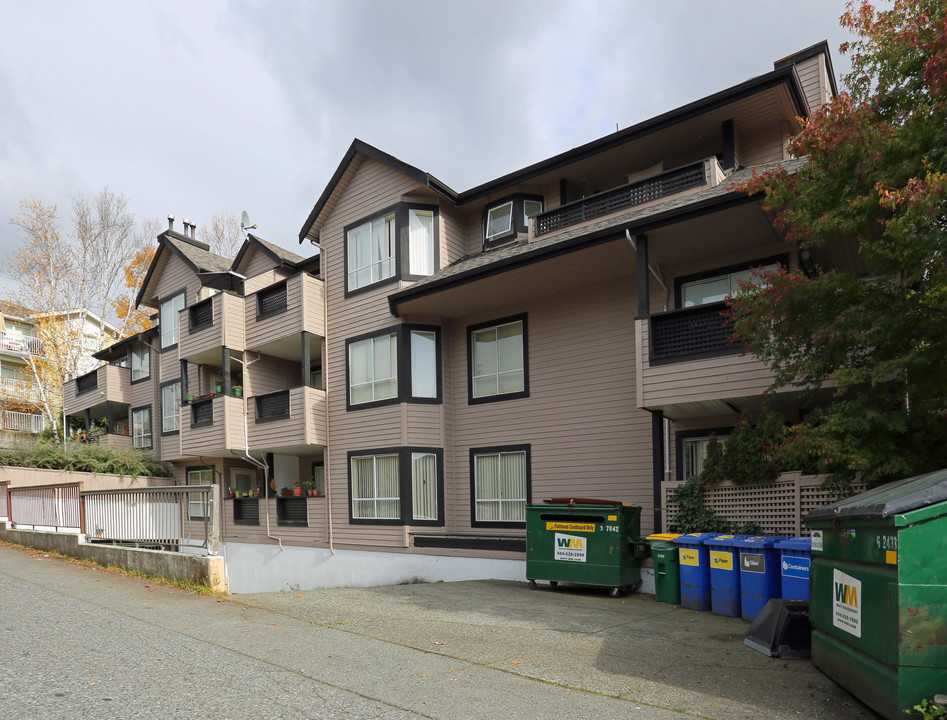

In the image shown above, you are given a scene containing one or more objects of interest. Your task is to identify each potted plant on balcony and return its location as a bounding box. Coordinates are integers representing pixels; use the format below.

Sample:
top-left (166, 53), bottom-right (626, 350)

top-left (232, 386), bottom-right (243, 398)
top-left (280, 486), bottom-right (292, 497)
top-left (293, 480), bottom-right (305, 497)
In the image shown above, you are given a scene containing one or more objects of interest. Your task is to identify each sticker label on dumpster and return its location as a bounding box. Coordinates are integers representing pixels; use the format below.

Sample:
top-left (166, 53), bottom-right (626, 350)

top-left (710, 550), bottom-right (734, 571)
top-left (741, 553), bottom-right (765, 573)
top-left (833, 569), bottom-right (861, 638)
top-left (781, 556), bottom-right (810, 579)
top-left (546, 522), bottom-right (595, 533)
top-left (811, 531), bottom-right (823, 552)
top-left (554, 533), bottom-right (587, 562)
top-left (679, 548), bottom-right (700, 566)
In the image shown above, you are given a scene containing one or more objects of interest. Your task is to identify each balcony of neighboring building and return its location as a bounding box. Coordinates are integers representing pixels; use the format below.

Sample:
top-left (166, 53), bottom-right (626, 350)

top-left (63, 364), bottom-right (131, 415)
top-left (0, 330), bottom-right (44, 358)
top-left (178, 291), bottom-right (246, 365)
top-left (180, 394), bottom-right (246, 457)
top-left (245, 386), bottom-right (327, 455)
top-left (0, 374), bottom-right (42, 406)
top-left (244, 273), bottom-right (325, 355)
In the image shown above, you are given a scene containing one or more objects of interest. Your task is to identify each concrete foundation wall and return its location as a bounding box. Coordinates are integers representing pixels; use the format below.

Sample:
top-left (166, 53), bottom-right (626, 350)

top-left (0, 523), bottom-right (225, 592)
top-left (222, 541), bottom-right (656, 595)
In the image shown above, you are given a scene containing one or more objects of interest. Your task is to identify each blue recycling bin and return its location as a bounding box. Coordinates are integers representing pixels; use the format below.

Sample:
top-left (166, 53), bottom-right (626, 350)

top-left (732, 536), bottom-right (781, 621)
top-left (775, 536), bottom-right (812, 600)
top-left (674, 533), bottom-right (716, 611)
top-left (706, 535), bottom-right (748, 618)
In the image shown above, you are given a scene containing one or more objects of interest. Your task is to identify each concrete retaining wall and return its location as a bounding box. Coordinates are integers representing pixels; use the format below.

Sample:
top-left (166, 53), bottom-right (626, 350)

top-left (0, 466), bottom-right (168, 490)
top-left (0, 523), bottom-right (226, 592)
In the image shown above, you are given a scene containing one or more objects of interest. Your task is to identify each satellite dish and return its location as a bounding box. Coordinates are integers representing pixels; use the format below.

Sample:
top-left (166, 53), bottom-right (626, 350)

top-left (240, 210), bottom-right (258, 232)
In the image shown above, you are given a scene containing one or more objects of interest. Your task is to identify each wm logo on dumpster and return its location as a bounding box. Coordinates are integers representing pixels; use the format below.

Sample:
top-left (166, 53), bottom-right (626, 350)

top-left (832, 569), bottom-right (862, 638)
top-left (554, 533), bottom-right (587, 563)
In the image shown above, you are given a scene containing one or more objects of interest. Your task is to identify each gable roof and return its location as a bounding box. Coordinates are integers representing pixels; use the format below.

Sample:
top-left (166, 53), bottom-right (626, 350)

top-left (136, 230), bottom-right (232, 308)
top-left (299, 65), bottom-right (808, 244)
top-left (233, 233), bottom-right (312, 273)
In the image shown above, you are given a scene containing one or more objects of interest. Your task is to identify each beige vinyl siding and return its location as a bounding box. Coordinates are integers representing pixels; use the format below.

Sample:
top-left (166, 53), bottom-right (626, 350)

top-left (245, 246), bottom-right (281, 280)
top-left (244, 267), bottom-right (293, 296)
top-left (794, 54), bottom-right (831, 111)
top-left (64, 364), bottom-right (131, 414)
top-left (223, 496), bottom-right (328, 545)
top-left (247, 386), bottom-right (326, 450)
top-left (179, 292), bottom-right (246, 360)
top-left (247, 357), bottom-right (302, 396)
top-left (180, 395), bottom-right (244, 456)
top-left (153, 253), bottom-right (201, 314)
top-left (245, 273), bottom-right (325, 352)
top-left (448, 278), bottom-right (655, 534)
top-left (439, 207), bottom-right (469, 267)
top-left (637, 319), bottom-right (775, 408)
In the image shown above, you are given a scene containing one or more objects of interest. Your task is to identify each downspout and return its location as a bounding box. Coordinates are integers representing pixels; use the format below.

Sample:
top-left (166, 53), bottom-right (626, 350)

top-left (626, 229), bottom-right (670, 311)
top-left (239, 351), bottom-right (283, 549)
top-left (312, 243), bottom-right (335, 555)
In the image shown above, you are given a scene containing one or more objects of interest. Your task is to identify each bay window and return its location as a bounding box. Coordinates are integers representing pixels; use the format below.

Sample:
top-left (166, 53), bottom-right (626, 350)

top-left (349, 447), bottom-right (443, 525)
top-left (132, 406), bottom-right (152, 449)
top-left (348, 331), bottom-right (398, 406)
top-left (346, 324), bottom-right (441, 409)
top-left (159, 291), bottom-right (185, 348)
top-left (161, 381), bottom-right (181, 433)
top-left (130, 342), bottom-right (150, 381)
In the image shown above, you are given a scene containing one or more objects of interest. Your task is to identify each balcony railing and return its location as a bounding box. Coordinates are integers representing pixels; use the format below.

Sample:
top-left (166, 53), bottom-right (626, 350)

top-left (191, 398), bottom-right (214, 427)
top-left (649, 302), bottom-right (739, 362)
top-left (8, 483), bottom-right (82, 532)
top-left (255, 389), bottom-right (290, 421)
top-left (1, 411), bottom-right (48, 433)
top-left (188, 298), bottom-right (214, 332)
top-left (0, 376), bottom-right (41, 402)
top-left (256, 282), bottom-right (288, 317)
top-left (75, 370), bottom-right (99, 394)
top-left (536, 161), bottom-right (706, 235)
top-left (0, 331), bottom-right (43, 356)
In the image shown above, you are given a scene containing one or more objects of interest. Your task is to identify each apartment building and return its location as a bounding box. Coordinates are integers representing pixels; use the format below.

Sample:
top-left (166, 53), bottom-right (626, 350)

top-left (66, 41), bottom-right (839, 593)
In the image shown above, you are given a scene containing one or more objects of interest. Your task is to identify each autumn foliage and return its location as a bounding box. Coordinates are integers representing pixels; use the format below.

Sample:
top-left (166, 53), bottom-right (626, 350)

top-left (728, 0), bottom-right (947, 486)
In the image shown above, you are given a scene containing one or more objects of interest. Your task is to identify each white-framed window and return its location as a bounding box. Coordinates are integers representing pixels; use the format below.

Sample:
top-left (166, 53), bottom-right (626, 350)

top-left (523, 199), bottom-right (543, 225)
top-left (161, 381), bottom-right (181, 433)
top-left (132, 407), bottom-right (152, 449)
top-left (681, 264), bottom-right (778, 307)
top-left (411, 451), bottom-right (437, 521)
top-left (472, 448), bottom-right (528, 525)
top-left (130, 342), bottom-right (150, 381)
top-left (681, 434), bottom-right (727, 480)
top-left (159, 292), bottom-right (185, 348)
top-left (187, 467), bottom-right (213, 519)
top-left (347, 213), bottom-right (395, 291)
top-left (348, 332), bottom-right (398, 405)
top-left (409, 329), bottom-right (437, 399)
top-left (470, 318), bottom-right (525, 400)
top-left (351, 453), bottom-right (400, 520)
top-left (407, 208), bottom-right (435, 276)
top-left (485, 201), bottom-right (514, 242)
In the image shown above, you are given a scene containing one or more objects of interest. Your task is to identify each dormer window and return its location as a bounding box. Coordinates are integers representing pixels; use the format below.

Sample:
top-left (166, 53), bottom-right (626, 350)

top-left (483, 195), bottom-right (543, 247)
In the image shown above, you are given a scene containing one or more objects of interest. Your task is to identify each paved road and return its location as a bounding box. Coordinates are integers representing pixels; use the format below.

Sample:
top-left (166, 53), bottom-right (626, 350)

top-left (0, 543), bottom-right (879, 720)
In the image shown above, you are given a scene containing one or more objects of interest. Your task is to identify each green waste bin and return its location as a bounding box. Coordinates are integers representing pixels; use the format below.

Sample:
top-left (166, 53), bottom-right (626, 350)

top-left (805, 469), bottom-right (947, 720)
top-left (647, 533), bottom-right (682, 604)
top-left (526, 501), bottom-right (644, 597)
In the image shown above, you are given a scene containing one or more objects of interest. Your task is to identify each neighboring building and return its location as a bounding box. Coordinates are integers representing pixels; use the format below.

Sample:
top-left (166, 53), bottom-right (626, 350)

top-left (65, 41), bottom-right (841, 593)
top-left (0, 303), bottom-right (119, 443)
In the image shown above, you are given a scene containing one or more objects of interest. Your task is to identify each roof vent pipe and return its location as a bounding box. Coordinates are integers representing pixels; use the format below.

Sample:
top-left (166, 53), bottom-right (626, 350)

top-left (167, 214), bottom-right (175, 231)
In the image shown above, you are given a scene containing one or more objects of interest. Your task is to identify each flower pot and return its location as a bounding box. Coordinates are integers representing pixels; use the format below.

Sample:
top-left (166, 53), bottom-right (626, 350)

top-left (313, 489), bottom-right (319, 497)
top-left (293, 487), bottom-right (304, 496)
top-left (233, 388), bottom-right (243, 398)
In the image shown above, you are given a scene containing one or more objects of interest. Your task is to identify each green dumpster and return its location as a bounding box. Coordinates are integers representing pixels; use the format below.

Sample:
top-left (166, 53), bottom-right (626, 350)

top-left (805, 469), bottom-right (947, 720)
top-left (647, 533), bottom-right (682, 604)
top-left (526, 500), bottom-right (644, 597)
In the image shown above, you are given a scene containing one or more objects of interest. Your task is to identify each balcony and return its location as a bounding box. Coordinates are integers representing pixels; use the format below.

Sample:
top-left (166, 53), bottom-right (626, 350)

top-left (0, 376), bottom-right (42, 405)
top-left (535, 159), bottom-right (716, 236)
top-left (246, 386), bottom-right (326, 453)
top-left (64, 365), bottom-right (130, 414)
top-left (245, 273), bottom-right (325, 354)
top-left (178, 292), bottom-right (246, 364)
top-left (637, 306), bottom-right (776, 419)
top-left (180, 395), bottom-right (245, 457)
top-left (0, 331), bottom-right (43, 357)
top-left (0, 410), bottom-right (48, 434)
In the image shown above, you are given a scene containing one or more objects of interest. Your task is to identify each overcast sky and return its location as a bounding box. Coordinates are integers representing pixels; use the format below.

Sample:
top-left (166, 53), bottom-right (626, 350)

top-left (0, 0), bottom-right (855, 288)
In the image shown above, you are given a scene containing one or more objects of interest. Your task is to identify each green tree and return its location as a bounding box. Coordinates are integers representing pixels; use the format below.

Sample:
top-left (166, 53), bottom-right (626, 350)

top-left (729, 0), bottom-right (947, 487)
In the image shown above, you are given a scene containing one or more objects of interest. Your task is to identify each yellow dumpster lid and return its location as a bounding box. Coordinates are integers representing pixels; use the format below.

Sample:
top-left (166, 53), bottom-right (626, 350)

top-left (647, 533), bottom-right (682, 541)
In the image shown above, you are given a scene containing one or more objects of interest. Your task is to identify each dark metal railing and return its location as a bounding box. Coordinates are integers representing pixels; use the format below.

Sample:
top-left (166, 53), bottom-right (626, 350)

top-left (536, 162), bottom-right (705, 235)
top-left (257, 282), bottom-right (288, 316)
top-left (191, 398), bottom-right (214, 426)
top-left (649, 302), bottom-right (738, 361)
top-left (255, 390), bottom-right (290, 421)
top-left (189, 298), bottom-right (214, 332)
top-left (76, 370), bottom-right (99, 395)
